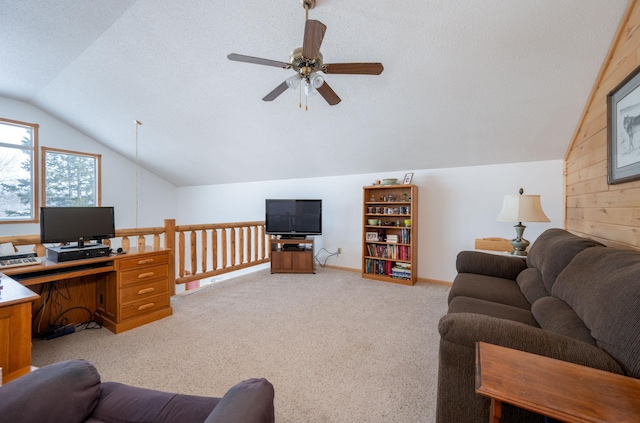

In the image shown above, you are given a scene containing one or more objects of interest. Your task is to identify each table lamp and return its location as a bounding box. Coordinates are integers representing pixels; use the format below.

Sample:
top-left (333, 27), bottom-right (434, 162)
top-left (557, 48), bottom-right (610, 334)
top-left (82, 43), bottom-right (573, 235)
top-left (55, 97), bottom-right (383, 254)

top-left (497, 188), bottom-right (550, 256)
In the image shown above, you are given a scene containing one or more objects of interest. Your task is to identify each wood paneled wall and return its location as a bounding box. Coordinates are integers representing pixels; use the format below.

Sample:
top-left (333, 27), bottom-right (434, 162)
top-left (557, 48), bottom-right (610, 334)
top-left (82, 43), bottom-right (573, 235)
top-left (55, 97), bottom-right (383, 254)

top-left (565, 0), bottom-right (640, 249)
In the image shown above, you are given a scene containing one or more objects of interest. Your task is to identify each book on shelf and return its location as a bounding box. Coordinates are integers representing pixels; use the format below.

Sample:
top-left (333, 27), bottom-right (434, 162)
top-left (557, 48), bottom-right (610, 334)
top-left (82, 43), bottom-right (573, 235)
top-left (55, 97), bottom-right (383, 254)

top-left (365, 258), bottom-right (393, 275)
top-left (366, 244), bottom-right (411, 260)
top-left (391, 262), bottom-right (411, 279)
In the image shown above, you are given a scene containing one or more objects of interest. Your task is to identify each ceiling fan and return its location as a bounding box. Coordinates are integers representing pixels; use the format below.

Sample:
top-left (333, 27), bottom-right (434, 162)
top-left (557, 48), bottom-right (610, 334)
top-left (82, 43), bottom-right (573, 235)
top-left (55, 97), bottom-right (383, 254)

top-left (227, 0), bottom-right (384, 107)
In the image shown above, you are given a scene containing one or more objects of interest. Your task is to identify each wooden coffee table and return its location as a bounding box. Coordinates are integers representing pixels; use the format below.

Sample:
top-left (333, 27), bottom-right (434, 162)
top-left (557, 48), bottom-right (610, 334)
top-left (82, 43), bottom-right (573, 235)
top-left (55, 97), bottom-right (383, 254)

top-left (475, 341), bottom-right (640, 423)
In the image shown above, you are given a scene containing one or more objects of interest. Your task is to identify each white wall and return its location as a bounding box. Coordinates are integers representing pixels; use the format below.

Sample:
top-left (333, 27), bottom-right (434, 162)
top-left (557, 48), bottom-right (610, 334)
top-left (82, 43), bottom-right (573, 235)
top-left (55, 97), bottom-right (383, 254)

top-left (0, 95), bottom-right (562, 283)
top-left (178, 159), bottom-right (563, 283)
top-left (0, 96), bottom-right (177, 237)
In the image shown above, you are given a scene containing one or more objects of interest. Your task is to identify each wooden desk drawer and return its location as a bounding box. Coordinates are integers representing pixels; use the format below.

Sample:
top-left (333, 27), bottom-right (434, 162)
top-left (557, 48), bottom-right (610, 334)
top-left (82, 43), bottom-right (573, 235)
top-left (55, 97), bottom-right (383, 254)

top-left (120, 264), bottom-right (168, 287)
top-left (121, 279), bottom-right (168, 304)
top-left (118, 253), bottom-right (169, 271)
top-left (120, 294), bottom-right (170, 321)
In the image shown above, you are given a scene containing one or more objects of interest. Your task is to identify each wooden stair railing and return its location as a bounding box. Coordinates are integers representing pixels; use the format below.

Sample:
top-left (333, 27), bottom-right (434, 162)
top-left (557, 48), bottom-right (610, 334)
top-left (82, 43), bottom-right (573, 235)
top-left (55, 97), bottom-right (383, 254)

top-left (173, 220), bottom-right (270, 286)
top-left (0, 218), bottom-right (269, 295)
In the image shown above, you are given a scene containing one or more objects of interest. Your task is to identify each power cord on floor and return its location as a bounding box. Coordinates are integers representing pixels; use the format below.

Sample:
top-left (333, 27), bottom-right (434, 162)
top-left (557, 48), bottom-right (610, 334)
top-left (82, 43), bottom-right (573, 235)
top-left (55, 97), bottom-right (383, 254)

top-left (315, 248), bottom-right (340, 268)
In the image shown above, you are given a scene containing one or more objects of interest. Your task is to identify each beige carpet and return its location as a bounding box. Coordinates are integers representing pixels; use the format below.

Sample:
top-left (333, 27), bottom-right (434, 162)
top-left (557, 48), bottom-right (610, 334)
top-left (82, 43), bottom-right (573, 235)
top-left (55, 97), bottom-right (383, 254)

top-left (32, 267), bottom-right (450, 423)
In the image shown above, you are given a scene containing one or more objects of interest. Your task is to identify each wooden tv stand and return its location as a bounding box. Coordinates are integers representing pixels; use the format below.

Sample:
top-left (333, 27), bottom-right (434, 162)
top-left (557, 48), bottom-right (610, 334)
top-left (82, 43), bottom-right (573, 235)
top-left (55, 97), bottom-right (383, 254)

top-left (269, 237), bottom-right (315, 274)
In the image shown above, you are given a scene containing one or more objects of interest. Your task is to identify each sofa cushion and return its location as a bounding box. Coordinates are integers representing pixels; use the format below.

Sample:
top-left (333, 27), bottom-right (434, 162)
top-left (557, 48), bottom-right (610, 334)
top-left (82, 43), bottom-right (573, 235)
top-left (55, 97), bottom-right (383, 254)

top-left (516, 268), bottom-right (549, 304)
top-left (448, 273), bottom-right (531, 310)
top-left (531, 296), bottom-right (596, 345)
top-left (455, 250), bottom-right (528, 280)
top-left (448, 296), bottom-right (539, 327)
top-left (0, 359), bottom-right (101, 423)
top-left (526, 228), bottom-right (603, 293)
top-left (90, 382), bottom-right (220, 422)
top-left (553, 247), bottom-right (640, 378)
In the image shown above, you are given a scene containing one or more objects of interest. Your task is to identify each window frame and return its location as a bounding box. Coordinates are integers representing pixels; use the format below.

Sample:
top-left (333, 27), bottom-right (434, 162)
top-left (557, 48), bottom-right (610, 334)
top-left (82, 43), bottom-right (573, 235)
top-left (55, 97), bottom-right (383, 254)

top-left (41, 146), bottom-right (102, 208)
top-left (0, 117), bottom-right (39, 224)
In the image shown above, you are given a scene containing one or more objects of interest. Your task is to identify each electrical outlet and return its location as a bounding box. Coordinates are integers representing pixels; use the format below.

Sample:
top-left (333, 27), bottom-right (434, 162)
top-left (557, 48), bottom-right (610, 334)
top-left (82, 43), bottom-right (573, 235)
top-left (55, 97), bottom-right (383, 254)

top-left (337, 248), bottom-right (342, 254)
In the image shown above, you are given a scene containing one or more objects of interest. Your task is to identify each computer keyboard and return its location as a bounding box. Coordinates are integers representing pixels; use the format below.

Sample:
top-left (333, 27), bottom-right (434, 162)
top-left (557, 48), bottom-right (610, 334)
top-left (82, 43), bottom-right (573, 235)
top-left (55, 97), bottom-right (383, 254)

top-left (0, 256), bottom-right (43, 269)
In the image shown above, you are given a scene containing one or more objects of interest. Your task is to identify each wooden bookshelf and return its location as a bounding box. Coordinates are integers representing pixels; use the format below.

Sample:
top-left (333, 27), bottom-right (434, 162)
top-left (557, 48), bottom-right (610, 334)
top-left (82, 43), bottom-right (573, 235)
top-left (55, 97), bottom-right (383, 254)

top-left (362, 184), bottom-right (417, 285)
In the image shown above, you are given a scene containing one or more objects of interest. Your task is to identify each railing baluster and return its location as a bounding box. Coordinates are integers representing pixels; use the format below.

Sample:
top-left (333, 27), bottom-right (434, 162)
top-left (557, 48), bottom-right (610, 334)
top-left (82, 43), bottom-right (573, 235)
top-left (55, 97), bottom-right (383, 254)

top-left (211, 229), bottom-right (218, 271)
top-left (201, 230), bottom-right (208, 272)
top-left (248, 227), bottom-right (253, 263)
top-left (190, 231), bottom-right (197, 274)
top-left (230, 228), bottom-right (237, 266)
top-left (221, 229), bottom-right (228, 269)
top-left (239, 227), bottom-right (245, 264)
top-left (178, 232), bottom-right (185, 277)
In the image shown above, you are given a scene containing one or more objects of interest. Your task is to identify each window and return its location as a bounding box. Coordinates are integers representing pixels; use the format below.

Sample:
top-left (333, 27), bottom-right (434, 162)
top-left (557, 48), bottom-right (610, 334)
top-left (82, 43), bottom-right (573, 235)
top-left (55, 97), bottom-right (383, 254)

top-left (42, 147), bottom-right (102, 207)
top-left (0, 118), bottom-right (38, 223)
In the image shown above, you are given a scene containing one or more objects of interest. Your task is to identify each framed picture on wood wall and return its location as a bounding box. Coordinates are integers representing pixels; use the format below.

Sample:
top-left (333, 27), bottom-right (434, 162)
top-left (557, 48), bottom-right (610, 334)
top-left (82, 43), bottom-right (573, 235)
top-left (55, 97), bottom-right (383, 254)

top-left (607, 63), bottom-right (640, 184)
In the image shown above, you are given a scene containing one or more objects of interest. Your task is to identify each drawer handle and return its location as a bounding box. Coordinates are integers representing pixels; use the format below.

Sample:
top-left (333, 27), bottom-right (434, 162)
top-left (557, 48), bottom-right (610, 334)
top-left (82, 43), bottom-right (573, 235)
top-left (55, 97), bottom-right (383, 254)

top-left (137, 287), bottom-right (155, 295)
top-left (138, 259), bottom-right (155, 265)
top-left (138, 303), bottom-right (155, 311)
top-left (137, 272), bottom-right (155, 279)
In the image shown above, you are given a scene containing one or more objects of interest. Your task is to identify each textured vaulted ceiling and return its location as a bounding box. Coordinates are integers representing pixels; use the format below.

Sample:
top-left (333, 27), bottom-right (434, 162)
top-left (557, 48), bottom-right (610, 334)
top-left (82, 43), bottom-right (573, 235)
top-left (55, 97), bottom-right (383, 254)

top-left (0, 0), bottom-right (629, 187)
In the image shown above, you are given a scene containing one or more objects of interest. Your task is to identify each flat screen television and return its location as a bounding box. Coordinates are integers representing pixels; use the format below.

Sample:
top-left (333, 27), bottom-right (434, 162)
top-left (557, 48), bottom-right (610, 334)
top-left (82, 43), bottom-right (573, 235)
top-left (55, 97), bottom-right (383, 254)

top-left (40, 206), bottom-right (115, 248)
top-left (265, 199), bottom-right (322, 238)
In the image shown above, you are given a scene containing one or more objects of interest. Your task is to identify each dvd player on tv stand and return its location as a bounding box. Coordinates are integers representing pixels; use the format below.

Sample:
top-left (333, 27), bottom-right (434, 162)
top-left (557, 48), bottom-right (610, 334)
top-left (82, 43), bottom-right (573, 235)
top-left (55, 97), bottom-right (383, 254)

top-left (46, 244), bottom-right (110, 263)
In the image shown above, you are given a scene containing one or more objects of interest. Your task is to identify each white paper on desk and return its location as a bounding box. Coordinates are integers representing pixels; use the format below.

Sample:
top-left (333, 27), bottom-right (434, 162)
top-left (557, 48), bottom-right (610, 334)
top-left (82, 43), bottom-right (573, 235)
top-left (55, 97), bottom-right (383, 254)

top-left (0, 242), bottom-right (15, 256)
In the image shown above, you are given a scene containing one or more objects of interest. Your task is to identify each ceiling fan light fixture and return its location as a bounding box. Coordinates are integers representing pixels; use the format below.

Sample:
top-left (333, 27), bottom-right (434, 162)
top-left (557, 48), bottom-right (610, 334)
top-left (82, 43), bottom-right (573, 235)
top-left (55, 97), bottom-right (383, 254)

top-left (302, 78), bottom-right (317, 97)
top-left (311, 73), bottom-right (324, 89)
top-left (286, 74), bottom-right (301, 90)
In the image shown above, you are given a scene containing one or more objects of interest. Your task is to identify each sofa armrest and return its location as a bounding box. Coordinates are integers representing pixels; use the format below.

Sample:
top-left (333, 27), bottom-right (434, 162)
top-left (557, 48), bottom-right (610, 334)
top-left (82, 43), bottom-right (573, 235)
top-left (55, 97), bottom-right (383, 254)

top-left (0, 359), bottom-right (101, 423)
top-left (438, 313), bottom-right (623, 373)
top-left (455, 251), bottom-right (527, 280)
top-left (204, 378), bottom-right (275, 423)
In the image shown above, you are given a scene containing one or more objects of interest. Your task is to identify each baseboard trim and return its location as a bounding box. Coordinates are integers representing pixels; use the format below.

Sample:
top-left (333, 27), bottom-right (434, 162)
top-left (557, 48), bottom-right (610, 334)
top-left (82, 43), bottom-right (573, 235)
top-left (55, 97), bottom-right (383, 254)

top-left (323, 265), bottom-right (453, 286)
top-left (418, 277), bottom-right (452, 286)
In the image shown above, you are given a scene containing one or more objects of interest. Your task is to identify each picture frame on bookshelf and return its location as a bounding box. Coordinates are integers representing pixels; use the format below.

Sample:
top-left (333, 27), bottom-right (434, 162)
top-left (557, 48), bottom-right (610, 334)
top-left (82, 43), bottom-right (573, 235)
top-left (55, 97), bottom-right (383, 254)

top-left (403, 172), bottom-right (414, 184)
top-left (366, 232), bottom-right (379, 241)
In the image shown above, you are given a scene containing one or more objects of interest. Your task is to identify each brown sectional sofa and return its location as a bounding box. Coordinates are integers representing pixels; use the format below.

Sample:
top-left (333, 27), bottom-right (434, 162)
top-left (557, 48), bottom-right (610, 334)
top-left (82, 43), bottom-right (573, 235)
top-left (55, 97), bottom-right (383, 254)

top-left (436, 228), bottom-right (640, 422)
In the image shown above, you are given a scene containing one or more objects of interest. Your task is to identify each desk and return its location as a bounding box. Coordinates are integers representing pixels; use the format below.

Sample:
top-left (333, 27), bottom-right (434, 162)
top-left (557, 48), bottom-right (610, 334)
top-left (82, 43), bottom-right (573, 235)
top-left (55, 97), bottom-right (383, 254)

top-left (3, 248), bottom-right (172, 335)
top-left (0, 274), bottom-right (40, 378)
top-left (475, 341), bottom-right (640, 423)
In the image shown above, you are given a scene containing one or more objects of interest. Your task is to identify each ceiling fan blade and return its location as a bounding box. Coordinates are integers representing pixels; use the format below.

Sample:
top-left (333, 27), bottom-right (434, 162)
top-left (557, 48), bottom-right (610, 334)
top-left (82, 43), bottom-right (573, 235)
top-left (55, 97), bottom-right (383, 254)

top-left (262, 81), bottom-right (289, 102)
top-left (317, 82), bottom-right (341, 106)
top-left (302, 20), bottom-right (326, 60)
top-left (227, 53), bottom-right (290, 69)
top-left (323, 63), bottom-right (384, 75)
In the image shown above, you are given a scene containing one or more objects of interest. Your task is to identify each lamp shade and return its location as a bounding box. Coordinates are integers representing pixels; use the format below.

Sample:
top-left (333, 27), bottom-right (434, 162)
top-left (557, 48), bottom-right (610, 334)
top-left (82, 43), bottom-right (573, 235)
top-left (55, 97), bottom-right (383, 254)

top-left (497, 195), bottom-right (550, 223)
